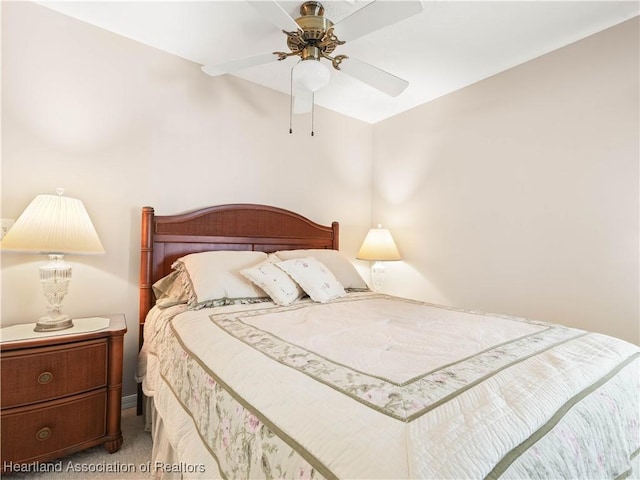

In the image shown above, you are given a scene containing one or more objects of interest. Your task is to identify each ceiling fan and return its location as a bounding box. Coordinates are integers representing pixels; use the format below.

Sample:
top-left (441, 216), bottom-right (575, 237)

top-left (201, 1), bottom-right (423, 116)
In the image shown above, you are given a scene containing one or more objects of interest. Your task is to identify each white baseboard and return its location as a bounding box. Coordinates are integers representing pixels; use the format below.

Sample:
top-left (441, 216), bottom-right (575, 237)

top-left (121, 394), bottom-right (137, 410)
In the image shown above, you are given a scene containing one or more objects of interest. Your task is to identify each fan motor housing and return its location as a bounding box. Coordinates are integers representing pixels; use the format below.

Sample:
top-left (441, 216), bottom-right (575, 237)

top-left (295, 15), bottom-right (333, 41)
top-left (287, 1), bottom-right (336, 54)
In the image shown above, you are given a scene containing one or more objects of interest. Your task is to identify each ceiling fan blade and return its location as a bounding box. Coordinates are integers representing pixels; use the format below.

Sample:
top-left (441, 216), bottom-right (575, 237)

top-left (339, 58), bottom-right (409, 97)
top-left (293, 89), bottom-right (313, 114)
top-left (201, 53), bottom-right (276, 76)
top-left (336, 1), bottom-right (423, 42)
top-left (247, 1), bottom-right (301, 33)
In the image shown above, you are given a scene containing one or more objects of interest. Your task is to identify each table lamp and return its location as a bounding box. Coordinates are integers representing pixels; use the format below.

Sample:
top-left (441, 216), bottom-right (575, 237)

top-left (357, 224), bottom-right (401, 291)
top-left (1, 188), bottom-right (105, 332)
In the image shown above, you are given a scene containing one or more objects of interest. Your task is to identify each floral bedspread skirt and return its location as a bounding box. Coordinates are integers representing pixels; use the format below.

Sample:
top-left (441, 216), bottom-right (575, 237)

top-left (139, 293), bottom-right (639, 479)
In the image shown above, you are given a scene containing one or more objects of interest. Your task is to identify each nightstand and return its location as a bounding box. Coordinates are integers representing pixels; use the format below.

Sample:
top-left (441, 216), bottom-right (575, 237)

top-left (0, 314), bottom-right (127, 470)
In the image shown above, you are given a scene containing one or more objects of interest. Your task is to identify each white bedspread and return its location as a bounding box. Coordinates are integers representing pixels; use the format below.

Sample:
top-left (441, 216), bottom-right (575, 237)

top-left (139, 292), bottom-right (639, 479)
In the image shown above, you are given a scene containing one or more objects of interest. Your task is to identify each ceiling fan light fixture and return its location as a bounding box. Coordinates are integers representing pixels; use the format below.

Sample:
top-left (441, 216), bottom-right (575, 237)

top-left (292, 59), bottom-right (330, 92)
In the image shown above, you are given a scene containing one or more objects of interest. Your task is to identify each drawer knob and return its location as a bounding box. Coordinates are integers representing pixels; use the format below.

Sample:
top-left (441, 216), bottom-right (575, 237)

top-left (36, 427), bottom-right (52, 441)
top-left (37, 371), bottom-right (53, 384)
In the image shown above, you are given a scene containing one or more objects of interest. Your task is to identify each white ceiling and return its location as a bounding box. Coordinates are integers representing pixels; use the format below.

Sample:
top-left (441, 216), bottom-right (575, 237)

top-left (38, 1), bottom-right (639, 124)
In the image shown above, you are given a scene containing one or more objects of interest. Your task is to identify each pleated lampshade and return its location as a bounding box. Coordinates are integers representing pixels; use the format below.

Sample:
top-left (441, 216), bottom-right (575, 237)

top-left (2, 192), bottom-right (104, 255)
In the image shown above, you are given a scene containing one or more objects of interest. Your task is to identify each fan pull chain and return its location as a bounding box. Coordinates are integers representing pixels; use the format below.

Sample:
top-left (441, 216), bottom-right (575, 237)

top-left (288, 63), bottom-right (318, 136)
top-left (311, 92), bottom-right (315, 136)
top-left (289, 66), bottom-right (294, 134)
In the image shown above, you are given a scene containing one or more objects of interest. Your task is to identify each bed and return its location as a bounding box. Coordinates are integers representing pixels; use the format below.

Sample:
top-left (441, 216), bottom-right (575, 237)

top-left (137, 203), bottom-right (639, 480)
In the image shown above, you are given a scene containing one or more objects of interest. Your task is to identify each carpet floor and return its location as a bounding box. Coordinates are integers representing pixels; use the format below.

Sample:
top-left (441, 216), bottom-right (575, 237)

top-left (3, 408), bottom-right (153, 479)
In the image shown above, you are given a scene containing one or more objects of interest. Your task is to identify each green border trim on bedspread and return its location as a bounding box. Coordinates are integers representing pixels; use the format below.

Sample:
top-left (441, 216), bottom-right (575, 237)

top-left (166, 325), bottom-right (339, 480)
top-left (209, 294), bottom-right (590, 422)
top-left (616, 449), bottom-right (640, 480)
top-left (484, 352), bottom-right (640, 480)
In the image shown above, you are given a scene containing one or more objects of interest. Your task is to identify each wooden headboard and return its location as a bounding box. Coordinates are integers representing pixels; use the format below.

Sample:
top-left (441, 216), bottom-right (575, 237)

top-left (139, 204), bottom-right (339, 340)
top-left (137, 204), bottom-right (339, 414)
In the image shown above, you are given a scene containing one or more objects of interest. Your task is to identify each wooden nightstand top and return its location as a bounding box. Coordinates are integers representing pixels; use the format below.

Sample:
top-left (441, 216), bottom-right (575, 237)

top-left (0, 314), bottom-right (127, 351)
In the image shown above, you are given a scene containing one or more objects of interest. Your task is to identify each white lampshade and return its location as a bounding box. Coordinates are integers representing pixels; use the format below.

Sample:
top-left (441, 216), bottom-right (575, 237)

top-left (292, 59), bottom-right (331, 93)
top-left (357, 225), bottom-right (401, 261)
top-left (2, 190), bottom-right (105, 332)
top-left (2, 191), bottom-right (104, 255)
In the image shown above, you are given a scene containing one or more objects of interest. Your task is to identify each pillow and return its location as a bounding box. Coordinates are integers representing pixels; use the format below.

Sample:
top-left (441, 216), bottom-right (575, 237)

top-left (172, 250), bottom-right (269, 309)
top-left (152, 270), bottom-right (189, 308)
top-left (273, 249), bottom-right (368, 290)
top-left (275, 257), bottom-right (346, 303)
top-left (241, 255), bottom-right (304, 306)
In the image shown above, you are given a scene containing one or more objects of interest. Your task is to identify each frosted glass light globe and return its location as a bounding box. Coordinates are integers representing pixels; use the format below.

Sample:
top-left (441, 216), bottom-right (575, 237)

top-left (292, 60), bottom-right (331, 92)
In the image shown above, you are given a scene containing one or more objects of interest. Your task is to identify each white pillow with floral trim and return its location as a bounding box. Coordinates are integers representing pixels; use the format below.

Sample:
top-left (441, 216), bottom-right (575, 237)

top-left (172, 250), bottom-right (269, 309)
top-left (275, 257), bottom-right (346, 303)
top-left (241, 256), bottom-right (304, 306)
top-left (273, 249), bottom-right (368, 290)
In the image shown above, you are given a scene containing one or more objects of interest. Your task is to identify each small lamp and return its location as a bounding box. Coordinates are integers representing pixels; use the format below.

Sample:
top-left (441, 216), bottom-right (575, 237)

top-left (1, 188), bottom-right (105, 332)
top-left (357, 224), bottom-right (401, 292)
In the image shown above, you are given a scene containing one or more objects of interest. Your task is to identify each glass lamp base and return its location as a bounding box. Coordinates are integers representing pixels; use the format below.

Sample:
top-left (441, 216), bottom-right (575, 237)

top-left (370, 261), bottom-right (386, 292)
top-left (34, 314), bottom-right (74, 332)
top-left (35, 254), bottom-right (73, 332)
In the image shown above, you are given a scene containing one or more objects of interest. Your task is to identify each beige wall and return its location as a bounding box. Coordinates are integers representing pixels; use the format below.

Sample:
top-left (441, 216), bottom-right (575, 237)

top-left (2, 3), bottom-right (638, 401)
top-left (0, 2), bottom-right (373, 397)
top-left (372, 18), bottom-right (639, 345)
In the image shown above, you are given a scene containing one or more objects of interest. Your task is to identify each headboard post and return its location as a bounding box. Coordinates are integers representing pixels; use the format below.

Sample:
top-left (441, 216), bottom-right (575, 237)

top-left (331, 222), bottom-right (339, 250)
top-left (137, 206), bottom-right (154, 415)
top-left (139, 206), bottom-right (154, 351)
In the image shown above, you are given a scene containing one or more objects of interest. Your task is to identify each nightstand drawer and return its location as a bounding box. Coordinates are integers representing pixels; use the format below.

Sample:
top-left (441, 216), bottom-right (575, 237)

top-left (1, 339), bottom-right (108, 408)
top-left (1, 391), bottom-right (106, 464)
top-left (0, 314), bottom-right (126, 468)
